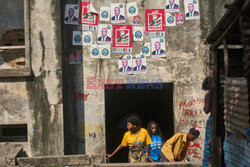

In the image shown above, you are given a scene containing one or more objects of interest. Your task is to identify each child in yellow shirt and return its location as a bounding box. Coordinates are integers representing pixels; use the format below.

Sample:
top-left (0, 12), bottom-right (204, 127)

top-left (106, 116), bottom-right (152, 163)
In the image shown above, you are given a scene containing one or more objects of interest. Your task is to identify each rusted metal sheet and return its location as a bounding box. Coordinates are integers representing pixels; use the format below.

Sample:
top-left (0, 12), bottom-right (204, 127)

top-left (224, 77), bottom-right (249, 137)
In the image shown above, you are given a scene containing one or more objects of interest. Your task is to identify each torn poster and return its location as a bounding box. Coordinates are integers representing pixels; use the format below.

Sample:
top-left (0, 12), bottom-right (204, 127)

top-left (151, 38), bottom-right (166, 58)
top-left (112, 25), bottom-right (133, 54)
top-left (133, 27), bottom-right (144, 42)
top-left (184, 0), bottom-right (200, 20)
top-left (141, 42), bottom-right (151, 57)
top-left (126, 2), bottom-right (138, 17)
top-left (133, 54), bottom-right (147, 74)
top-left (79, 1), bottom-right (99, 31)
top-left (176, 14), bottom-right (184, 24)
top-left (111, 3), bottom-right (125, 24)
top-left (118, 55), bottom-right (133, 75)
top-left (64, 4), bottom-right (79, 25)
top-left (165, 13), bottom-right (176, 26)
top-left (90, 45), bottom-right (100, 58)
top-left (72, 31), bottom-right (82, 45)
top-left (82, 31), bottom-right (93, 45)
top-left (133, 16), bottom-right (142, 26)
top-left (100, 7), bottom-right (111, 21)
top-left (68, 54), bottom-right (83, 64)
top-left (98, 24), bottom-right (112, 44)
top-left (165, 0), bottom-right (180, 13)
top-left (145, 9), bottom-right (165, 38)
top-left (100, 45), bottom-right (111, 59)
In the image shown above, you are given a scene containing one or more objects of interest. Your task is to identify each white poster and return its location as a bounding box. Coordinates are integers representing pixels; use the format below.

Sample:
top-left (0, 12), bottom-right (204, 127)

top-left (165, 13), bottom-right (176, 26)
top-left (118, 55), bottom-right (133, 75)
top-left (82, 31), bottom-right (93, 45)
top-left (100, 45), bottom-right (111, 59)
top-left (126, 2), bottom-right (138, 17)
top-left (165, 0), bottom-right (180, 12)
top-left (141, 42), bottom-right (151, 57)
top-left (133, 27), bottom-right (144, 42)
top-left (184, 0), bottom-right (200, 20)
top-left (72, 31), bottom-right (82, 45)
top-left (111, 3), bottom-right (125, 24)
top-left (97, 24), bottom-right (112, 44)
top-left (64, 4), bottom-right (79, 25)
top-left (100, 7), bottom-right (111, 22)
top-left (133, 54), bottom-right (147, 74)
top-left (151, 38), bottom-right (166, 58)
top-left (90, 45), bottom-right (100, 58)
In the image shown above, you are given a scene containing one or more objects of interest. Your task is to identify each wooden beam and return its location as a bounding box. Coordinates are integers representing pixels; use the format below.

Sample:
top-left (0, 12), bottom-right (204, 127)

top-left (224, 39), bottom-right (229, 77)
top-left (0, 68), bottom-right (31, 78)
top-left (0, 46), bottom-right (25, 50)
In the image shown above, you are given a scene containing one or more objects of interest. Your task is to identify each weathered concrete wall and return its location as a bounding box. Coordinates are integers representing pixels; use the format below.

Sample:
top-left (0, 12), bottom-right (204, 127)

top-left (81, 0), bottom-right (210, 164)
top-left (0, 0), bottom-right (64, 157)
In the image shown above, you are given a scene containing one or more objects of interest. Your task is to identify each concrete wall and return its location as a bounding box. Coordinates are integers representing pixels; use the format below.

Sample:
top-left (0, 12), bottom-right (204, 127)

top-left (80, 0), bottom-right (210, 164)
top-left (0, 0), bottom-right (64, 157)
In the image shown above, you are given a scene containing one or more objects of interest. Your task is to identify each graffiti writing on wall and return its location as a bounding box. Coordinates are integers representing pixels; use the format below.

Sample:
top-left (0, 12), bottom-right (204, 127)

top-left (75, 91), bottom-right (90, 102)
top-left (188, 137), bottom-right (204, 160)
top-left (89, 132), bottom-right (97, 138)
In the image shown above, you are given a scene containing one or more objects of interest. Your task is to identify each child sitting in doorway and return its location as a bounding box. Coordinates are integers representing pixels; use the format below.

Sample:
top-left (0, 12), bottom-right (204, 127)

top-left (147, 121), bottom-right (164, 162)
top-left (105, 116), bottom-right (152, 163)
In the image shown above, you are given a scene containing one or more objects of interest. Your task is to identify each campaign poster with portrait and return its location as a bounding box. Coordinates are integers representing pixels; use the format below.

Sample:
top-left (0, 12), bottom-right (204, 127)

top-left (72, 31), bottom-right (82, 45)
top-left (118, 55), bottom-right (133, 75)
top-left (151, 38), bottom-right (166, 58)
top-left (145, 9), bottom-right (165, 38)
top-left (165, 13), bottom-right (176, 26)
top-left (90, 45), bottom-right (100, 59)
top-left (133, 54), bottom-right (147, 74)
top-left (165, 0), bottom-right (180, 12)
top-left (176, 14), bottom-right (184, 24)
top-left (100, 45), bottom-right (111, 59)
top-left (126, 2), bottom-right (138, 17)
top-left (133, 27), bottom-right (144, 42)
top-left (98, 24), bottom-right (112, 44)
top-left (111, 3), bottom-right (125, 24)
top-left (184, 0), bottom-right (200, 20)
top-left (64, 4), bottom-right (79, 25)
top-left (82, 31), bottom-right (93, 46)
top-left (100, 7), bottom-right (111, 21)
top-left (141, 42), bottom-right (151, 57)
top-left (112, 25), bottom-right (133, 53)
top-left (79, 1), bottom-right (99, 31)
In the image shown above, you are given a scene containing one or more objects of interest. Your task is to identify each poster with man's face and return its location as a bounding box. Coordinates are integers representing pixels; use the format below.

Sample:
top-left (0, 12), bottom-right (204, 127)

top-left (118, 55), bottom-right (133, 75)
top-left (145, 9), bottom-right (165, 38)
top-left (64, 4), bottom-right (79, 25)
top-left (133, 54), bottom-right (147, 74)
top-left (151, 38), bottom-right (166, 58)
top-left (112, 25), bottom-right (133, 53)
top-left (184, 0), bottom-right (200, 20)
top-left (165, 0), bottom-right (180, 12)
top-left (98, 24), bottom-right (112, 44)
top-left (111, 3), bottom-right (125, 24)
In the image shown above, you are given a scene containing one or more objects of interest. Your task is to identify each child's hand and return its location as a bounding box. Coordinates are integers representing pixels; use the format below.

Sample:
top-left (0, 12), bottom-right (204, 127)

top-left (105, 154), bottom-right (113, 159)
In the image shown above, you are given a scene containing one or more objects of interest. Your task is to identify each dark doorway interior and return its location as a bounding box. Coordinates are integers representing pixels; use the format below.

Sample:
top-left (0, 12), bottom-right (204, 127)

top-left (105, 83), bottom-right (174, 163)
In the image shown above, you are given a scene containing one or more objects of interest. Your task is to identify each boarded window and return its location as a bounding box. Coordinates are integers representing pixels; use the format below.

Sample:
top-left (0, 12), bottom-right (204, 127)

top-left (0, 124), bottom-right (28, 142)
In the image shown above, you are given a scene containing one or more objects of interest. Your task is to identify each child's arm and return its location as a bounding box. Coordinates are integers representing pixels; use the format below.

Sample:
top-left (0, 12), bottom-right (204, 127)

top-left (105, 144), bottom-right (123, 159)
top-left (146, 145), bottom-right (155, 162)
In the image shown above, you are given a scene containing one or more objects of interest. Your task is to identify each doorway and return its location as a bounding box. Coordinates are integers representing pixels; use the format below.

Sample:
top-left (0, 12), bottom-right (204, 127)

top-left (105, 83), bottom-right (174, 163)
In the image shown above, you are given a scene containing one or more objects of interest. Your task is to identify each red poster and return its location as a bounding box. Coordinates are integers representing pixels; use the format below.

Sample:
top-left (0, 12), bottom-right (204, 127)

top-left (176, 14), bottom-right (184, 24)
top-left (112, 25), bottom-right (133, 53)
top-left (79, 1), bottom-right (99, 25)
top-left (145, 9), bottom-right (165, 38)
top-left (68, 54), bottom-right (83, 64)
